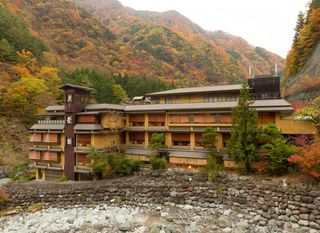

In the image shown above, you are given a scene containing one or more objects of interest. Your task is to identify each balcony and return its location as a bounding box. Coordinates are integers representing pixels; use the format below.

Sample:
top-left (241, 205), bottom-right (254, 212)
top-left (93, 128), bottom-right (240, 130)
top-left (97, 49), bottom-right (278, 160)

top-left (37, 120), bottom-right (65, 124)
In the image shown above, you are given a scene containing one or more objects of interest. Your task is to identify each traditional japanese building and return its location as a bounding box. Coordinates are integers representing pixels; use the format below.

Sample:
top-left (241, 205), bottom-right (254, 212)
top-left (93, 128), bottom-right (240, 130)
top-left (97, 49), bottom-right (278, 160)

top-left (29, 76), bottom-right (317, 180)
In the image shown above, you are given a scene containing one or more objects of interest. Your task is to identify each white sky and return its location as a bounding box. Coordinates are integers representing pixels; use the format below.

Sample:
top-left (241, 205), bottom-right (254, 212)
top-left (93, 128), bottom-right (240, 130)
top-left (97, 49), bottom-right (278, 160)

top-left (118, 0), bottom-right (309, 58)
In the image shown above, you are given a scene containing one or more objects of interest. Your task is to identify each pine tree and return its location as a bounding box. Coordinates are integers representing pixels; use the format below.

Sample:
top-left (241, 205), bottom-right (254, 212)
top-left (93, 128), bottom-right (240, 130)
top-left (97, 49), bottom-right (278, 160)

top-left (293, 11), bottom-right (305, 47)
top-left (226, 82), bottom-right (259, 173)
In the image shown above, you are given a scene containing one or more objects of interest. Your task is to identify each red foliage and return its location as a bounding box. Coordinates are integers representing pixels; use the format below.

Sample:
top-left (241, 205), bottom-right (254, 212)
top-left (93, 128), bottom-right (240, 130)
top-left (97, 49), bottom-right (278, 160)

top-left (0, 188), bottom-right (9, 201)
top-left (288, 144), bottom-right (320, 180)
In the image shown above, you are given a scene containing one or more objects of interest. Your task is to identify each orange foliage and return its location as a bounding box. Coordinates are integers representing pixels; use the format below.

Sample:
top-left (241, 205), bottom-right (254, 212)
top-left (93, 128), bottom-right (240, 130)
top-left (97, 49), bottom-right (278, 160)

top-left (288, 143), bottom-right (320, 180)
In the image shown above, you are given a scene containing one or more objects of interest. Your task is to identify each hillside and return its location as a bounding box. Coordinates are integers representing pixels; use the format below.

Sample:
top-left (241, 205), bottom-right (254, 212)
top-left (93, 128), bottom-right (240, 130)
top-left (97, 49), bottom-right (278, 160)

top-left (77, 0), bottom-right (284, 85)
top-left (284, 0), bottom-right (320, 102)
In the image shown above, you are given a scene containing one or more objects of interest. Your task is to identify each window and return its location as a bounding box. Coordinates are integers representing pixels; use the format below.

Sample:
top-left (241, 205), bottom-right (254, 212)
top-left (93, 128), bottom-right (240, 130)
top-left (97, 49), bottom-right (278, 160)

top-left (195, 133), bottom-right (203, 147)
top-left (76, 154), bottom-right (91, 167)
top-left (165, 96), bottom-right (179, 104)
top-left (129, 132), bottom-right (145, 145)
top-left (259, 113), bottom-right (275, 124)
top-left (129, 115), bottom-right (145, 126)
top-left (193, 114), bottom-right (215, 124)
top-left (152, 98), bottom-right (160, 104)
top-left (43, 152), bottom-right (59, 162)
top-left (169, 115), bottom-right (190, 124)
top-left (205, 95), bottom-right (222, 102)
top-left (29, 150), bottom-right (41, 160)
top-left (149, 114), bottom-right (165, 126)
top-left (77, 134), bottom-right (91, 147)
top-left (78, 115), bottom-right (98, 124)
top-left (172, 133), bottom-right (190, 146)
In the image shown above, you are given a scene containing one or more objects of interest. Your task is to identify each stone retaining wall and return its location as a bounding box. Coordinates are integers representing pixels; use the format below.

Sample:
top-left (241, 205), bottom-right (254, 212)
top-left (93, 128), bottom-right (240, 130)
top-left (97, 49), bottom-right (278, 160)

top-left (4, 170), bottom-right (320, 229)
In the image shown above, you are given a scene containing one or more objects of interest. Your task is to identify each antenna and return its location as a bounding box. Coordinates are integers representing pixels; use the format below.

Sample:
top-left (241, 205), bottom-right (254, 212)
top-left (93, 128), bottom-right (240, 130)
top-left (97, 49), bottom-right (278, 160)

top-left (274, 63), bottom-right (278, 76)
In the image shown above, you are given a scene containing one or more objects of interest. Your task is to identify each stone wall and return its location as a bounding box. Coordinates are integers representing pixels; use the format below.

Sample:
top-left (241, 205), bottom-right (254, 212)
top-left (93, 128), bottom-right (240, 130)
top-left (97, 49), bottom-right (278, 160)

top-left (4, 170), bottom-right (320, 230)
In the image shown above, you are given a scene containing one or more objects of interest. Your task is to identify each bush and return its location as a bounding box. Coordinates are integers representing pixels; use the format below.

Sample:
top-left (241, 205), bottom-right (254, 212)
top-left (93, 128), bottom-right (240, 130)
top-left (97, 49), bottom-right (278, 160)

top-left (260, 124), bottom-right (297, 175)
top-left (150, 157), bottom-right (168, 170)
top-left (207, 155), bottom-right (223, 182)
top-left (88, 149), bottom-right (141, 177)
top-left (288, 143), bottom-right (320, 180)
top-left (8, 163), bottom-right (35, 183)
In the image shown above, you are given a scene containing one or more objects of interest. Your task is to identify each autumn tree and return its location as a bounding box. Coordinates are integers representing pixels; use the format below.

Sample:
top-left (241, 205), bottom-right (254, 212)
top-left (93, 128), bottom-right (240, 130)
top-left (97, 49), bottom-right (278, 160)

top-left (288, 143), bottom-right (320, 180)
top-left (226, 82), bottom-right (259, 173)
top-left (295, 97), bottom-right (320, 134)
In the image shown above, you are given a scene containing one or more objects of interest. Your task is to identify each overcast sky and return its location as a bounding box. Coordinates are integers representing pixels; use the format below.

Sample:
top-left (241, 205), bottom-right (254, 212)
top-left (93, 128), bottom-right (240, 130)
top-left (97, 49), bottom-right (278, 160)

top-left (118, 0), bottom-right (309, 58)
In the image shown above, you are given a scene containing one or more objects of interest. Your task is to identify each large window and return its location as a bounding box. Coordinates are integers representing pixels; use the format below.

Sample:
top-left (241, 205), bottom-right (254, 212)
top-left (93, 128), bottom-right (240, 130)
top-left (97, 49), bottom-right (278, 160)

top-left (129, 114), bottom-right (145, 126)
top-left (77, 134), bottom-right (91, 147)
top-left (195, 133), bottom-right (203, 147)
top-left (169, 114), bottom-right (190, 124)
top-left (204, 94), bottom-right (223, 102)
top-left (148, 114), bottom-right (166, 126)
top-left (76, 154), bottom-right (91, 167)
top-left (30, 133), bottom-right (59, 143)
top-left (259, 113), bottom-right (275, 124)
top-left (129, 132), bottom-right (145, 145)
top-left (42, 151), bottom-right (59, 162)
top-left (78, 115), bottom-right (98, 124)
top-left (29, 151), bottom-right (41, 160)
top-left (172, 133), bottom-right (190, 146)
top-left (193, 114), bottom-right (215, 124)
top-left (165, 96), bottom-right (179, 104)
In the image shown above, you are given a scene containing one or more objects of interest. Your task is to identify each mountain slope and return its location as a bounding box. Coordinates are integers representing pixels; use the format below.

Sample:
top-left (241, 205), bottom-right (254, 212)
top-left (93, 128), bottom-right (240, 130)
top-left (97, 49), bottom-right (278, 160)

top-left (4, 0), bottom-right (284, 86)
top-left (77, 0), bottom-right (284, 85)
top-left (284, 0), bottom-right (320, 102)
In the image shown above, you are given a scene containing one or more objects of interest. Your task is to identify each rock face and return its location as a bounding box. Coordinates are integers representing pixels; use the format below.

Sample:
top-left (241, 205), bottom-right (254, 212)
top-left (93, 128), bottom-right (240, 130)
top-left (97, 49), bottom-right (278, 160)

top-left (3, 170), bottom-right (320, 231)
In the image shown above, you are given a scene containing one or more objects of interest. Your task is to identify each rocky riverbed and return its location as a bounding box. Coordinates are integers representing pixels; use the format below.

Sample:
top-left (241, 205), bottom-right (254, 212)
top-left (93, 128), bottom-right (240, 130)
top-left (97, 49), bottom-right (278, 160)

top-left (0, 202), bottom-right (318, 233)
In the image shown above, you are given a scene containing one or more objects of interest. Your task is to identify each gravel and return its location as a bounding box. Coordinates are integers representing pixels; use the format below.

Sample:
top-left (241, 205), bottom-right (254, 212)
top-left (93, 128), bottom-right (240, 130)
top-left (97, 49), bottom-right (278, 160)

top-left (0, 202), bottom-right (317, 233)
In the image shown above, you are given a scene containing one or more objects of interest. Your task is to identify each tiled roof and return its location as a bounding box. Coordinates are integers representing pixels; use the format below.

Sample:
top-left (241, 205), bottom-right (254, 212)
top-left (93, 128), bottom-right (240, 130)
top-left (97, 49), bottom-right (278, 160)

top-left (145, 84), bottom-right (242, 96)
top-left (85, 104), bottom-right (125, 111)
top-left (30, 124), bottom-right (65, 130)
top-left (124, 99), bottom-right (292, 112)
top-left (61, 83), bottom-right (94, 91)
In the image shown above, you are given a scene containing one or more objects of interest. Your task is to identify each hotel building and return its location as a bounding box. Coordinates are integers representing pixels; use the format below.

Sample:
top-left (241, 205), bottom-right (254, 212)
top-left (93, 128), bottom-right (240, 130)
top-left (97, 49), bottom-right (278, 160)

top-left (29, 76), bottom-right (317, 180)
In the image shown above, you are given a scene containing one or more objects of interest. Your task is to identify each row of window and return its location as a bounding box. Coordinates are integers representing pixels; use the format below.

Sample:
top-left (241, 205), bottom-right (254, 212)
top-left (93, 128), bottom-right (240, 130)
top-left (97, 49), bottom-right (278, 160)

top-left (151, 95), bottom-right (240, 104)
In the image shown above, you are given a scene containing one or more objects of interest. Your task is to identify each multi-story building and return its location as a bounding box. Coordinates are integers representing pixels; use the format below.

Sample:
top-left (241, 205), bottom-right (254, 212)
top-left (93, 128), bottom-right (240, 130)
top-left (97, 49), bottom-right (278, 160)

top-left (29, 77), bottom-right (317, 180)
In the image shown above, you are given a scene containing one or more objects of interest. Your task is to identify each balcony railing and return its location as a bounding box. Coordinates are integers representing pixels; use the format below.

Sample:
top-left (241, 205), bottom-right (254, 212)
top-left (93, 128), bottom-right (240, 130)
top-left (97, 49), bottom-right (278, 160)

top-left (37, 120), bottom-right (65, 124)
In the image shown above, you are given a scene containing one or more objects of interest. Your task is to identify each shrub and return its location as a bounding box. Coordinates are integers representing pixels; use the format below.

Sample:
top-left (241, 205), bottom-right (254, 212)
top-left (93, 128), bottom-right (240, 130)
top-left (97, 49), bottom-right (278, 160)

top-left (8, 163), bottom-right (35, 183)
top-left (288, 143), bottom-right (320, 180)
top-left (207, 155), bottom-right (223, 182)
top-left (150, 157), bottom-right (168, 170)
top-left (260, 124), bottom-right (297, 175)
top-left (88, 148), bottom-right (141, 177)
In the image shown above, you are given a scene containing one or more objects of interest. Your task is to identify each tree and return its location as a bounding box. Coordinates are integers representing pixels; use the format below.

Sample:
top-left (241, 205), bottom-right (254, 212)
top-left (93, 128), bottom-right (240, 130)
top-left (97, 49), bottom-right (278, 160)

top-left (288, 143), bottom-right (320, 180)
top-left (0, 38), bottom-right (17, 64)
top-left (201, 128), bottom-right (217, 154)
top-left (112, 84), bottom-right (129, 104)
top-left (293, 11), bottom-right (305, 47)
top-left (149, 133), bottom-right (166, 157)
top-left (260, 124), bottom-right (297, 175)
top-left (295, 97), bottom-right (320, 134)
top-left (149, 133), bottom-right (168, 170)
top-left (226, 82), bottom-right (259, 173)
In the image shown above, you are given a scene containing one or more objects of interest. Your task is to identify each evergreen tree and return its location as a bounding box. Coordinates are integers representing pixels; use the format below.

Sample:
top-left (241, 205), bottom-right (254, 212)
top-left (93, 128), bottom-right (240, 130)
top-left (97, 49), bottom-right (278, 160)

top-left (293, 11), bottom-right (305, 47)
top-left (226, 82), bottom-right (259, 173)
top-left (112, 84), bottom-right (129, 104)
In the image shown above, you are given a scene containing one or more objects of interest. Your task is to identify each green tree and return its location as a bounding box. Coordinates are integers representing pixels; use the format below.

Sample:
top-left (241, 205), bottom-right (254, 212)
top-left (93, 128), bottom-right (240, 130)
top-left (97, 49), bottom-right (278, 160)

top-left (260, 124), bottom-right (297, 175)
top-left (0, 38), bottom-right (17, 63)
top-left (149, 133), bottom-right (168, 170)
top-left (149, 133), bottom-right (166, 157)
top-left (201, 128), bottom-right (217, 155)
top-left (293, 11), bottom-right (305, 47)
top-left (112, 84), bottom-right (129, 104)
top-left (226, 82), bottom-right (259, 173)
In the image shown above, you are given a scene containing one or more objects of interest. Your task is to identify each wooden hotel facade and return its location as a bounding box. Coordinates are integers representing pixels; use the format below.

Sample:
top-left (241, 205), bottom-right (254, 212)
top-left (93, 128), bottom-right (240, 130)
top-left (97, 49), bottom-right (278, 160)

top-left (29, 76), bottom-right (317, 180)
